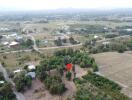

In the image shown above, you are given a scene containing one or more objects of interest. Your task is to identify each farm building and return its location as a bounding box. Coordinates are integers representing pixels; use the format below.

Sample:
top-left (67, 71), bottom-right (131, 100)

top-left (9, 41), bottom-right (19, 48)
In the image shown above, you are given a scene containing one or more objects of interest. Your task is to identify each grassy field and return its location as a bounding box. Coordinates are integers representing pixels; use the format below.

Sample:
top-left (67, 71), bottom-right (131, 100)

top-left (68, 20), bottom-right (132, 28)
top-left (23, 21), bottom-right (66, 34)
top-left (0, 51), bottom-right (42, 71)
top-left (92, 51), bottom-right (132, 98)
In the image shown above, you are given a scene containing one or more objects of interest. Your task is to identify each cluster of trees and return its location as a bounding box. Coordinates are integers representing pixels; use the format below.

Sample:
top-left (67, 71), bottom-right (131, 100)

top-left (54, 36), bottom-right (78, 46)
top-left (55, 48), bottom-right (98, 72)
top-left (54, 37), bottom-right (68, 46)
top-left (116, 26), bottom-right (132, 35)
top-left (70, 25), bottom-right (108, 34)
top-left (44, 76), bottom-right (66, 94)
top-left (72, 52), bottom-right (98, 71)
top-left (13, 72), bottom-right (32, 92)
top-left (0, 72), bottom-right (16, 100)
top-left (89, 43), bottom-right (127, 54)
top-left (69, 37), bottom-right (78, 44)
top-left (36, 62), bottom-right (66, 94)
top-left (105, 34), bottom-right (118, 38)
top-left (54, 37), bottom-right (63, 46)
top-left (20, 39), bottom-right (33, 49)
top-left (36, 48), bottom-right (99, 95)
top-left (74, 73), bottom-right (130, 100)
top-left (0, 83), bottom-right (16, 100)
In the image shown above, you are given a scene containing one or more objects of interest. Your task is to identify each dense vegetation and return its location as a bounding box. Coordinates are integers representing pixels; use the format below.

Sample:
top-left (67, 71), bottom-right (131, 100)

top-left (54, 36), bottom-right (78, 46)
top-left (20, 39), bottom-right (33, 49)
top-left (69, 24), bottom-right (108, 34)
top-left (89, 43), bottom-right (127, 53)
top-left (44, 76), bottom-right (66, 94)
top-left (36, 48), bottom-right (98, 95)
top-left (55, 48), bottom-right (98, 71)
top-left (74, 72), bottom-right (130, 100)
top-left (82, 73), bottom-right (121, 91)
top-left (85, 38), bottom-right (132, 54)
top-left (13, 72), bottom-right (32, 92)
top-left (0, 72), bottom-right (16, 100)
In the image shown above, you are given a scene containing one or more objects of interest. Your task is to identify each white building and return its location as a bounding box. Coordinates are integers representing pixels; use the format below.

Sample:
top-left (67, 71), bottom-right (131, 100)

top-left (9, 41), bottom-right (19, 47)
top-left (102, 41), bottom-right (110, 45)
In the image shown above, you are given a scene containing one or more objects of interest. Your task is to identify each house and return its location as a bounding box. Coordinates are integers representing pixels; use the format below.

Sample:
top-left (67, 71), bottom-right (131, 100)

top-left (9, 41), bottom-right (19, 48)
top-left (26, 72), bottom-right (36, 79)
top-left (28, 65), bottom-right (36, 70)
top-left (102, 41), bottom-right (110, 45)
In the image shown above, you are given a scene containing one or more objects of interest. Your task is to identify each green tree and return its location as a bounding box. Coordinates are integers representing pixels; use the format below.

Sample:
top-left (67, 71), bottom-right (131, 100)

top-left (66, 71), bottom-right (72, 81)
top-left (36, 65), bottom-right (47, 81)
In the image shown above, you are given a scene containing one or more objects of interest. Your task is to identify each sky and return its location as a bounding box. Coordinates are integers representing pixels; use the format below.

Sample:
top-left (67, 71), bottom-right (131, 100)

top-left (0, 0), bottom-right (132, 11)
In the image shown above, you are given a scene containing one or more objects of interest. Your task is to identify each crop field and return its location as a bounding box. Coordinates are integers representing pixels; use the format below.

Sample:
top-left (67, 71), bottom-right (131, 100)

top-left (92, 51), bottom-right (132, 98)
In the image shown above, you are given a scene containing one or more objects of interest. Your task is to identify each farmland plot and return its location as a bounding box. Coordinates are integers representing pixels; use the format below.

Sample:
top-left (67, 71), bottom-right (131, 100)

top-left (92, 51), bottom-right (132, 98)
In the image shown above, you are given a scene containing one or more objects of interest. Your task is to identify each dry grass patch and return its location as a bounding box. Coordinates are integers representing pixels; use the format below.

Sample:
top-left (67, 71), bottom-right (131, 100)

top-left (92, 51), bottom-right (132, 98)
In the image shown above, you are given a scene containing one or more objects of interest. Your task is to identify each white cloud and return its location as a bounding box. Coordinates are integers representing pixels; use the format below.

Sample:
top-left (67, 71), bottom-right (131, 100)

top-left (0, 0), bottom-right (132, 10)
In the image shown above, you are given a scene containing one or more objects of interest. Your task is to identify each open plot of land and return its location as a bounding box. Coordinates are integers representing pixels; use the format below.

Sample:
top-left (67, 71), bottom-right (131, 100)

top-left (0, 51), bottom-right (41, 71)
top-left (92, 51), bottom-right (132, 98)
top-left (23, 21), bottom-right (66, 34)
top-left (68, 20), bottom-right (132, 28)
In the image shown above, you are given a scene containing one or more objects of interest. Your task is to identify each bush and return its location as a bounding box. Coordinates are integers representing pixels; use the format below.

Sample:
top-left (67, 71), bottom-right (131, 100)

top-left (44, 76), bottom-right (66, 95)
top-left (66, 71), bottom-right (72, 80)
top-left (0, 83), bottom-right (16, 100)
top-left (13, 72), bottom-right (32, 92)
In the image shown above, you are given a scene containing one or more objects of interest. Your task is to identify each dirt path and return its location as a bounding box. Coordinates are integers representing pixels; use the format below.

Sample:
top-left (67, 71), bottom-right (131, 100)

top-left (75, 65), bottom-right (88, 78)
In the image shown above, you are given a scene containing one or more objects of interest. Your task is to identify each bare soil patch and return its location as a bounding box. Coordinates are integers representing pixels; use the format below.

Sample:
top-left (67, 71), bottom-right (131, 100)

top-left (23, 65), bottom-right (88, 100)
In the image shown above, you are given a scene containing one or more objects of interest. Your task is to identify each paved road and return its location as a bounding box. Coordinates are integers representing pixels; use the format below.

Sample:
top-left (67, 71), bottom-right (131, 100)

top-left (0, 64), bottom-right (26, 100)
top-left (39, 42), bottom-right (82, 50)
top-left (97, 35), bottom-right (130, 43)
